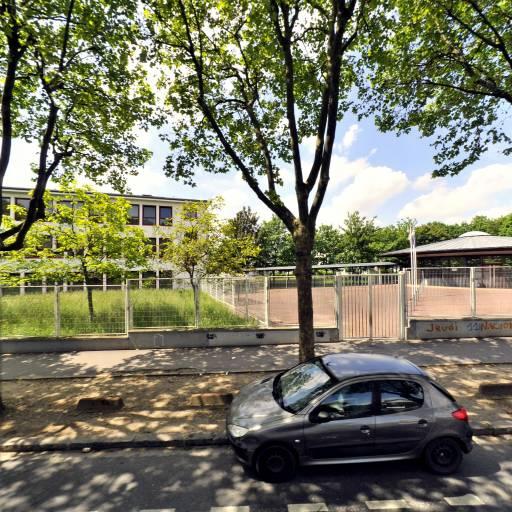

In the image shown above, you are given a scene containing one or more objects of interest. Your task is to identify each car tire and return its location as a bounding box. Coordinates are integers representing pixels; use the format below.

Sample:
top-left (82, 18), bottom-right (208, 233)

top-left (255, 445), bottom-right (297, 482)
top-left (424, 437), bottom-right (463, 475)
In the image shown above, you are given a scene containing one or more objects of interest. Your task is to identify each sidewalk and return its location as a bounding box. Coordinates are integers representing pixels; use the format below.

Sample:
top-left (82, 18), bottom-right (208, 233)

top-left (1, 341), bottom-right (512, 452)
top-left (3, 337), bottom-right (512, 381)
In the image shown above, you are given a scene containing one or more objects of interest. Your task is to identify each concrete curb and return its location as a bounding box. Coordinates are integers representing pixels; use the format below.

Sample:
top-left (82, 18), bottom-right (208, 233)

top-left (0, 434), bottom-right (230, 453)
top-left (1, 427), bottom-right (511, 453)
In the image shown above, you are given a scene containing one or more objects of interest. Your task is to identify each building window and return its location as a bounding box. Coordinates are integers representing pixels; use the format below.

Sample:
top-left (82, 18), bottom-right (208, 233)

top-left (15, 198), bottom-right (31, 220)
top-left (128, 204), bottom-right (140, 225)
top-left (143, 205), bottom-right (156, 225)
top-left (1, 197), bottom-right (10, 216)
top-left (148, 237), bottom-right (157, 253)
top-left (159, 206), bottom-right (172, 226)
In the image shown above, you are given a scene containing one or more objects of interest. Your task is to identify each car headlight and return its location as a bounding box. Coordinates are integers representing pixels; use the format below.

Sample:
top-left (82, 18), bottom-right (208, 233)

top-left (228, 424), bottom-right (249, 438)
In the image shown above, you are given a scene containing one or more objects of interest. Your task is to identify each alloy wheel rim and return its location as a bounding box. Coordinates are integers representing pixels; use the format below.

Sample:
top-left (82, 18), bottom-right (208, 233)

top-left (433, 445), bottom-right (455, 466)
top-left (266, 453), bottom-right (286, 473)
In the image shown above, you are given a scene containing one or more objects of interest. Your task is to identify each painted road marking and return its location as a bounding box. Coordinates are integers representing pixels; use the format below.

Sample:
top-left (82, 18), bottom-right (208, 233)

top-left (210, 507), bottom-right (250, 512)
top-left (140, 509), bottom-right (176, 512)
top-left (288, 504), bottom-right (328, 512)
top-left (365, 499), bottom-right (410, 510)
top-left (444, 494), bottom-right (484, 506)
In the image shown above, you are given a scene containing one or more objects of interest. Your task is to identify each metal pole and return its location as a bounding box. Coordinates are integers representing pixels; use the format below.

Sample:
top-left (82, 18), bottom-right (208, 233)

top-left (367, 274), bottom-right (373, 341)
top-left (398, 272), bottom-right (406, 341)
top-left (335, 273), bottom-right (343, 340)
top-left (470, 267), bottom-right (476, 317)
top-left (245, 276), bottom-right (249, 323)
top-left (54, 286), bottom-right (61, 337)
top-left (264, 275), bottom-right (270, 327)
top-left (124, 282), bottom-right (130, 333)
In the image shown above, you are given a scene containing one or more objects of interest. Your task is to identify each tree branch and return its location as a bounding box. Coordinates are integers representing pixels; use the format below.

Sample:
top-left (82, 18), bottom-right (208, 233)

top-left (270, 0), bottom-right (306, 222)
top-left (176, 0), bottom-right (295, 230)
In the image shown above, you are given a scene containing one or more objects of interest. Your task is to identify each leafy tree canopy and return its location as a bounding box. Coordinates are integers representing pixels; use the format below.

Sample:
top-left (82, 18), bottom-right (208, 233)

top-left (359, 0), bottom-right (512, 177)
top-left (255, 216), bottom-right (295, 268)
top-left (1, 184), bottom-right (152, 285)
top-left (0, 0), bottom-right (157, 249)
top-left (160, 198), bottom-right (260, 281)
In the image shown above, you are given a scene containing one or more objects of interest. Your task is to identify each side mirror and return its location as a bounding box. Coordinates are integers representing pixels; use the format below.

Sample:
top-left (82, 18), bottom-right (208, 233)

top-left (310, 405), bottom-right (344, 423)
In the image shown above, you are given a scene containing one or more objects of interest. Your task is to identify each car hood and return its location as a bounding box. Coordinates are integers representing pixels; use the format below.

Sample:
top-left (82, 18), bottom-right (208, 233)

top-left (228, 375), bottom-right (293, 428)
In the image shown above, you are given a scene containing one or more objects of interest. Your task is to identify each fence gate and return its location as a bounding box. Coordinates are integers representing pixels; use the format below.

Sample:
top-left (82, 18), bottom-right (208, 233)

top-left (337, 273), bottom-right (403, 339)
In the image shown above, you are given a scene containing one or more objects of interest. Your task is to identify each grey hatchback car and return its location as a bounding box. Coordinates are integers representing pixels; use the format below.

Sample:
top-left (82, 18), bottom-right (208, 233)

top-left (227, 353), bottom-right (473, 481)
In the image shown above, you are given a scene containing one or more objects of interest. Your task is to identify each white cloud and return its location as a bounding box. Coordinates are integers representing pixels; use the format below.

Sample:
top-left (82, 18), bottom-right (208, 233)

top-left (319, 160), bottom-right (409, 225)
top-left (412, 172), bottom-right (440, 191)
top-left (341, 124), bottom-right (360, 150)
top-left (399, 163), bottom-right (512, 223)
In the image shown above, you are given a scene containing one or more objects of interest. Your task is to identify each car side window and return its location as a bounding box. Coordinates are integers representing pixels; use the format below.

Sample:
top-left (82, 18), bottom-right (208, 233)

top-left (379, 380), bottom-right (424, 414)
top-left (319, 381), bottom-right (373, 420)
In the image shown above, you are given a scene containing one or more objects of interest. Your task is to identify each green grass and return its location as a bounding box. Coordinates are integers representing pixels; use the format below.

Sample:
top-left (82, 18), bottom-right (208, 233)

top-left (0, 288), bottom-right (255, 338)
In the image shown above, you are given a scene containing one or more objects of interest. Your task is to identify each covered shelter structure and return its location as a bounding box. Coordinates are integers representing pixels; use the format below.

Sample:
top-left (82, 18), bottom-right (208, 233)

top-left (247, 261), bottom-right (397, 276)
top-left (382, 231), bottom-right (512, 267)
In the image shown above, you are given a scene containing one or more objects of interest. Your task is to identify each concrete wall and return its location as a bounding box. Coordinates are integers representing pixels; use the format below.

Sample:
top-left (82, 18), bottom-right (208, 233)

top-left (0, 328), bottom-right (338, 354)
top-left (408, 318), bottom-right (512, 339)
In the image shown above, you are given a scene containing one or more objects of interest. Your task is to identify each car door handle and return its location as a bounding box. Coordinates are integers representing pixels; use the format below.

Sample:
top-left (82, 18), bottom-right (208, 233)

top-left (418, 419), bottom-right (429, 428)
top-left (360, 425), bottom-right (371, 436)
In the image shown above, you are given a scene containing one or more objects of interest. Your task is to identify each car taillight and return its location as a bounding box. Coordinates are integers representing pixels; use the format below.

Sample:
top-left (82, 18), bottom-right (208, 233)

top-left (452, 407), bottom-right (469, 422)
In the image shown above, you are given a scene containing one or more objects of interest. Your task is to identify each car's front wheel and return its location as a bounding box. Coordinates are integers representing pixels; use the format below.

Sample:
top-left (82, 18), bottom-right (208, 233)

top-left (255, 444), bottom-right (297, 482)
top-left (424, 437), bottom-right (463, 475)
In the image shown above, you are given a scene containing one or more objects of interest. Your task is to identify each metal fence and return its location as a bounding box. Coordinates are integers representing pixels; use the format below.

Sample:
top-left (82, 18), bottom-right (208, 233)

top-left (407, 266), bottom-right (512, 318)
top-left (0, 285), bottom-right (126, 337)
top-left (337, 273), bottom-right (402, 339)
top-left (5, 266), bottom-right (511, 340)
top-left (126, 277), bottom-right (261, 329)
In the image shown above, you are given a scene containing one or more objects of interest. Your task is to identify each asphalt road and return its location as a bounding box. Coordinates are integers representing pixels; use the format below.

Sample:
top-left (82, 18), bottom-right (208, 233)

top-left (1, 436), bottom-right (511, 512)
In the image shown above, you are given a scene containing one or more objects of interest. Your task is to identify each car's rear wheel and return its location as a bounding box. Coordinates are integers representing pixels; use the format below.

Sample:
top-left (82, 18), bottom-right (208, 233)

top-left (255, 445), bottom-right (297, 482)
top-left (424, 437), bottom-right (463, 475)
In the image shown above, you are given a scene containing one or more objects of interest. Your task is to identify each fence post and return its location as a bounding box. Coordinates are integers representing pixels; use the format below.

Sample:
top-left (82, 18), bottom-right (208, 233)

top-left (124, 282), bottom-right (131, 333)
top-left (231, 279), bottom-right (236, 308)
top-left (470, 267), bottom-right (476, 317)
top-left (367, 274), bottom-right (373, 341)
top-left (245, 276), bottom-right (249, 322)
top-left (54, 286), bottom-right (61, 337)
top-left (335, 273), bottom-right (343, 340)
top-left (398, 272), bottom-right (407, 341)
top-left (264, 275), bottom-right (270, 327)
top-left (194, 279), bottom-right (201, 328)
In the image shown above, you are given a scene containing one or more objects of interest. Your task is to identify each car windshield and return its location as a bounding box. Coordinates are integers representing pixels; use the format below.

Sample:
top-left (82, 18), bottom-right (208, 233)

top-left (276, 360), bottom-right (334, 413)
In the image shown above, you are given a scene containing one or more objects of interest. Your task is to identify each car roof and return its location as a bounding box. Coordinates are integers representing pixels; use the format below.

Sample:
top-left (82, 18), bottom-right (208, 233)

top-left (320, 353), bottom-right (426, 381)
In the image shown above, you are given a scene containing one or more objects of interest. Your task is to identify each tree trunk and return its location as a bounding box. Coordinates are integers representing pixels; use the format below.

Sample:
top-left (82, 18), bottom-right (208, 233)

top-left (190, 277), bottom-right (200, 328)
top-left (294, 229), bottom-right (315, 362)
top-left (86, 285), bottom-right (94, 322)
top-left (82, 265), bottom-right (95, 322)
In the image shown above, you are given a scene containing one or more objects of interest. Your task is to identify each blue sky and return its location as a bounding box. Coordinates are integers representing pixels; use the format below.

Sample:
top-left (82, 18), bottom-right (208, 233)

top-left (6, 111), bottom-right (512, 228)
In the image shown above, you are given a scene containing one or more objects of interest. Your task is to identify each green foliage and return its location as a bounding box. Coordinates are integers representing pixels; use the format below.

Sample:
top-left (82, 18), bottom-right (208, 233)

top-left (0, 184), bottom-right (152, 285)
top-left (0, 0), bottom-right (155, 183)
top-left (147, 0), bottom-right (358, 189)
top-left (227, 207), bottom-right (260, 241)
top-left (0, 0), bottom-right (157, 250)
top-left (359, 0), bottom-right (512, 177)
top-left (160, 198), bottom-right (260, 281)
top-left (371, 219), bottom-right (412, 255)
top-left (313, 225), bottom-right (344, 265)
top-left (339, 212), bottom-right (378, 263)
top-left (255, 216), bottom-right (295, 267)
